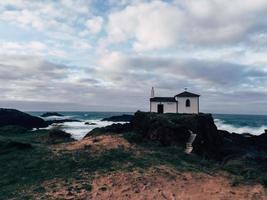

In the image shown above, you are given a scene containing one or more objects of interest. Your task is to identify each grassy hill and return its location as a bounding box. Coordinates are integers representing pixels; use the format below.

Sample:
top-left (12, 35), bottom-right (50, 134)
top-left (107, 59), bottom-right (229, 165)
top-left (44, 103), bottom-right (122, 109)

top-left (0, 125), bottom-right (266, 199)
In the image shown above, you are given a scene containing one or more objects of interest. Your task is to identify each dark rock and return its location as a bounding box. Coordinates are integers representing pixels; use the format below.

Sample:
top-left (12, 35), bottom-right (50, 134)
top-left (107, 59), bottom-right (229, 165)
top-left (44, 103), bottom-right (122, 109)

top-left (85, 122), bottom-right (97, 125)
top-left (40, 112), bottom-right (64, 117)
top-left (46, 119), bottom-right (81, 126)
top-left (0, 108), bottom-right (47, 129)
top-left (48, 127), bottom-right (73, 140)
top-left (84, 123), bottom-right (132, 138)
top-left (131, 111), bottom-right (223, 159)
top-left (254, 132), bottom-right (267, 152)
top-left (101, 114), bottom-right (133, 122)
top-left (220, 130), bottom-right (267, 157)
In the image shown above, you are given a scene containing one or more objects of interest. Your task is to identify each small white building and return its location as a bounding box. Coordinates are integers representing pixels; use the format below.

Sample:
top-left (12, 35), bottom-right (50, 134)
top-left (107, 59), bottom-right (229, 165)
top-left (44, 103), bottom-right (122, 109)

top-left (150, 88), bottom-right (200, 114)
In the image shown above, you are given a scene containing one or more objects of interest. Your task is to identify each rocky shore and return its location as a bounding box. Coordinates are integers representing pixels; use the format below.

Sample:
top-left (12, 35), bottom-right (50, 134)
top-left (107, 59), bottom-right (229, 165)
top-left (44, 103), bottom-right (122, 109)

top-left (87, 111), bottom-right (267, 160)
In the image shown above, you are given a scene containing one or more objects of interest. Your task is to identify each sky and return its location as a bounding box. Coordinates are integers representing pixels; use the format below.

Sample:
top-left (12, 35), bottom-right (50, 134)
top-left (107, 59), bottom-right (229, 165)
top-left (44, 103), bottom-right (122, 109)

top-left (1, 0), bottom-right (267, 114)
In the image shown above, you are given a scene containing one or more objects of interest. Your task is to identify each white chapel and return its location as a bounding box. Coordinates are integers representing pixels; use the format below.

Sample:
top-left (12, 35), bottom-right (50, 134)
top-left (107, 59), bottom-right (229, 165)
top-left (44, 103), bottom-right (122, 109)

top-left (150, 88), bottom-right (200, 114)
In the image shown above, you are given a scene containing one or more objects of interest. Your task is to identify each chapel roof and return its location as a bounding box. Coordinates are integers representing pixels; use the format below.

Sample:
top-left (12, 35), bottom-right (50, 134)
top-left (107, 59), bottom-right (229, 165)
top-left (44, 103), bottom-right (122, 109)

top-left (150, 97), bottom-right (177, 102)
top-left (175, 91), bottom-right (200, 97)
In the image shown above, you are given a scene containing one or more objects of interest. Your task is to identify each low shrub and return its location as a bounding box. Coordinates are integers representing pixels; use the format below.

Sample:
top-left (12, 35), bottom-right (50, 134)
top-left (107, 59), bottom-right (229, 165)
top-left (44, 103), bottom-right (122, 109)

top-left (123, 132), bottom-right (143, 144)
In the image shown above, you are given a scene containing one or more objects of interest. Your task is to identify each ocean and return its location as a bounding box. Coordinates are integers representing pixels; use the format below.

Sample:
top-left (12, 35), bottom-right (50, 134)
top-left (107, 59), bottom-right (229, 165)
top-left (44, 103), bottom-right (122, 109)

top-left (29, 112), bottom-right (267, 140)
top-left (29, 112), bottom-right (132, 140)
top-left (213, 114), bottom-right (267, 136)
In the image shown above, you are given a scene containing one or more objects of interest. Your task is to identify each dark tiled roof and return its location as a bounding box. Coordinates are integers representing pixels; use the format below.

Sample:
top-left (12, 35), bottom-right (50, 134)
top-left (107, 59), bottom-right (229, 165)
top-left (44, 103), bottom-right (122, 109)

top-left (175, 91), bottom-right (200, 97)
top-left (150, 97), bottom-right (177, 102)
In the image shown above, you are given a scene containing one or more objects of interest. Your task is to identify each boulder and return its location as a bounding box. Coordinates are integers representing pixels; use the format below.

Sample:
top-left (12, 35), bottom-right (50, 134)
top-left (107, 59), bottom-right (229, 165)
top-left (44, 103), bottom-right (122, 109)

top-left (40, 112), bottom-right (64, 117)
top-left (48, 127), bottom-right (74, 141)
top-left (131, 111), bottom-right (224, 159)
top-left (85, 122), bottom-right (97, 125)
top-left (101, 114), bottom-right (133, 122)
top-left (221, 129), bottom-right (267, 156)
top-left (84, 123), bottom-right (132, 137)
top-left (0, 108), bottom-right (47, 129)
top-left (253, 132), bottom-right (267, 152)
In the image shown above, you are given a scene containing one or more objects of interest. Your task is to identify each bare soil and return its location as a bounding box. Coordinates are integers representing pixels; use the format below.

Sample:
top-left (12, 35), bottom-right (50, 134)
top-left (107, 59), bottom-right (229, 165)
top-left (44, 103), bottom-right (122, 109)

top-left (90, 167), bottom-right (266, 200)
top-left (38, 166), bottom-right (266, 200)
top-left (52, 134), bottom-right (131, 153)
top-left (43, 135), bottom-right (267, 200)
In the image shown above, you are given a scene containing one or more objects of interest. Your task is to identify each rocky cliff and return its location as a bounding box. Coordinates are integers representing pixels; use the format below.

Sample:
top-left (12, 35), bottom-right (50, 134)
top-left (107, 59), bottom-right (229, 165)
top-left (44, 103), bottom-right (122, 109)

top-left (131, 111), bottom-right (224, 159)
top-left (0, 108), bottom-right (47, 129)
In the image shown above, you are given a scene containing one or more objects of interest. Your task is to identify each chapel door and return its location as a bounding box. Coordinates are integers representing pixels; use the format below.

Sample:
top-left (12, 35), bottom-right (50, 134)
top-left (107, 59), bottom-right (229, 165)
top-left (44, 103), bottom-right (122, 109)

top-left (157, 104), bottom-right (164, 113)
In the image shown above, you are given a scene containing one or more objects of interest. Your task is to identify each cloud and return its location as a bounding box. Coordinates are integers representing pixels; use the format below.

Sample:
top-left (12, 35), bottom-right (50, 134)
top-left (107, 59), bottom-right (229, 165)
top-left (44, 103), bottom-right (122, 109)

top-left (106, 1), bottom-right (182, 51)
top-left (0, 0), bottom-right (267, 113)
top-left (0, 0), bottom-right (92, 40)
top-left (0, 55), bottom-right (145, 109)
top-left (97, 52), bottom-right (267, 87)
top-left (86, 16), bottom-right (104, 34)
top-left (105, 0), bottom-right (267, 51)
top-left (0, 41), bottom-right (47, 56)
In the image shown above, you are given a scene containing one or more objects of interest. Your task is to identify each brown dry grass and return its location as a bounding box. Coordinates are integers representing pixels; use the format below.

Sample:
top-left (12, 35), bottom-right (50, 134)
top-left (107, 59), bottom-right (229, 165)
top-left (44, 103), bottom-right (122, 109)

top-left (36, 166), bottom-right (266, 200)
top-left (31, 135), bottom-right (267, 200)
top-left (90, 166), bottom-right (266, 200)
top-left (51, 134), bottom-right (132, 153)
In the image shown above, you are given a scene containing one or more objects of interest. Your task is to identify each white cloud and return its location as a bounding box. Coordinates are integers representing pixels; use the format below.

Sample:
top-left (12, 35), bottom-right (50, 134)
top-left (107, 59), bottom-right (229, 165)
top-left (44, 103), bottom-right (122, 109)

top-left (0, 0), bottom-right (91, 38)
top-left (106, 1), bottom-right (182, 50)
top-left (0, 41), bottom-right (47, 55)
top-left (72, 41), bottom-right (91, 50)
top-left (106, 0), bottom-right (267, 51)
top-left (1, 0), bottom-right (267, 113)
top-left (86, 16), bottom-right (104, 34)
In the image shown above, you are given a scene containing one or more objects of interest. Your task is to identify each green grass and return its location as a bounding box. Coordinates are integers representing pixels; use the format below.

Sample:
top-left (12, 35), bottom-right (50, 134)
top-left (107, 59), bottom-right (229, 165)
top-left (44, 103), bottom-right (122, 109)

top-left (0, 128), bottom-right (266, 199)
top-left (122, 132), bottom-right (267, 187)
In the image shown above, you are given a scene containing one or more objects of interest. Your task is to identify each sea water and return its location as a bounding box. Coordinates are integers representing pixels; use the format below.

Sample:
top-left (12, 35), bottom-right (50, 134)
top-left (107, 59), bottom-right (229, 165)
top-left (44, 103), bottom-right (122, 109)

top-left (29, 112), bottom-right (267, 140)
top-left (213, 114), bottom-right (267, 136)
top-left (29, 112), bottom-right (132, 140)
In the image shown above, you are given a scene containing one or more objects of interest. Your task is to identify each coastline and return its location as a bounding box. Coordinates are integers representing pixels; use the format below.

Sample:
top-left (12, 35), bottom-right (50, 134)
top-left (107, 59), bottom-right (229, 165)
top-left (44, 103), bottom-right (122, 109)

top-left (29, 111), bottom-right (267, 139)
top-left (0, 109), bottom-right (266, 199)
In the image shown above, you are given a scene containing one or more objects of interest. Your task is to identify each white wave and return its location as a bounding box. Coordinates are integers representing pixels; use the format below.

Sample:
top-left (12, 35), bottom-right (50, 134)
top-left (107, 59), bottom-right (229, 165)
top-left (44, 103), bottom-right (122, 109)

top-left (49, 119), bottom-right (126, 140)
top-left (214, 119), bottom-right (266, 136)
top-left (41, 115), bottom-right (74, 121)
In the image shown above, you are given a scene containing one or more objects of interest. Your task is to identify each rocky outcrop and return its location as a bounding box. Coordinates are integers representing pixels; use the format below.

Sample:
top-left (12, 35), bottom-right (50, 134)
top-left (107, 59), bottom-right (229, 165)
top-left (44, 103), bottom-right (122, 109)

top-left (48, 127), bottom-right (74, 142)
top-left (220, 129), bottom-right (267, 157)
top-left (84, 111), bottom-right (266, 160)
top-left (254, 131), bottom-right (267, 152)
top-left (131, 111), bottom-right (224, 159)
top-left (101, 114), bottom-right (133, 122)
top-left (85, 122), bottom-right (97, 125)
top-left (40, 112), bottom-right (64, 117)
top-left (0, 108), bottom-right (47, 129)
top-left (85, 123), bottom-right (132, 137)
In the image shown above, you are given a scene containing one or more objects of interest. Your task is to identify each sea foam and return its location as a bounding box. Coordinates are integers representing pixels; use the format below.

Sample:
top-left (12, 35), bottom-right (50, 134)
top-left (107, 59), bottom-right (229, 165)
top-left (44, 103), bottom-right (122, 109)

top-left (48, 119), bottom-right (126, 140)
top-left (214, 119), bottom-right (266, 136)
